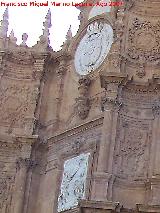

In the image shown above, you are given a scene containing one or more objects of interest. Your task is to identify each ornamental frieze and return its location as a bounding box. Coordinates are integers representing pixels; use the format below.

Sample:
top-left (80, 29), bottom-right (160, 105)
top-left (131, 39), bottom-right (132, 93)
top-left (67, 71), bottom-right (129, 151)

top-left (121, 83), bottom-right (160, 107)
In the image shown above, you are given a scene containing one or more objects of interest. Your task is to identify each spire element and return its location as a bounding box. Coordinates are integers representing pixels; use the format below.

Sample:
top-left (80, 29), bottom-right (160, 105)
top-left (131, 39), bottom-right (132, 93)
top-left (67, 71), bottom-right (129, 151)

top-left (42, 8), bottom-right (52, 44)
top-left (0, 7), bottom-right (9, 38)
top-left (61, 25), bottom-right (73, 51)
top-left (66, 25), bottom-right (72, 41)
top-left (9, 29), bottom-right (17, 44)
top-left (33, 8), bottom-right (52, 51)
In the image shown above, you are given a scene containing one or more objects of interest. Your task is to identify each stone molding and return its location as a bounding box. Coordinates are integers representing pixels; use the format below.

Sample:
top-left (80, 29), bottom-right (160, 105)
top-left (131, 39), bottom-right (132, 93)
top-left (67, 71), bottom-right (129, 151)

top-left (47, 117), bottom-right (103, 144)
top-left (137, 204), bottom-right (160, 213)
top-left (100, 72), bottom-right (128, 89)
top-left (79, 200), bottom-right (120, 210)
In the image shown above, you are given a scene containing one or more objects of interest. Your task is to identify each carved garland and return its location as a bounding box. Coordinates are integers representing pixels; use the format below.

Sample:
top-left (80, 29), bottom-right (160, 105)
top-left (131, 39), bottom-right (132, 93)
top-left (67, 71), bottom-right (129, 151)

top-left (127, 18), bottom-right (160, 63)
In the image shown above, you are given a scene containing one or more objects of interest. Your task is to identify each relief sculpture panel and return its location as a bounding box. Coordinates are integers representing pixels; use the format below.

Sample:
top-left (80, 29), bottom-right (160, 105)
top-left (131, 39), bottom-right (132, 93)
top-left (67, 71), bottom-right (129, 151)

top-left (113, 118), bottom-right (150, 180)
top-left (57, 153), bottom-right (90, 212)
top-left (0, 79), bottom-right (39, 134)
top-left (125, 16), bottom-right (160, 63)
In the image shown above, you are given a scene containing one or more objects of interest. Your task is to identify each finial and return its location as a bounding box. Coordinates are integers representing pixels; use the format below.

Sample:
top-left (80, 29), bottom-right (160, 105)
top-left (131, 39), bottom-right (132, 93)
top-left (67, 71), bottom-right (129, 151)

top-left (41, 8), bottom-right (52, 44)
top-left (9, 29), bottom-right (17, 43)
top-left (33, 8), bottom-right (52, 50)
top-left (3, 7), bottom-right (9, 20)
top-left (21, 33), bottom-right (28, 46)
top-left (0, 7), bottom-right (9, 38)
top-left (66, 25), bottom-right (72, 41)
top-left (61, 25), bottom-right (72, 51)
top-left (45, 8), bottom-right (52, 28)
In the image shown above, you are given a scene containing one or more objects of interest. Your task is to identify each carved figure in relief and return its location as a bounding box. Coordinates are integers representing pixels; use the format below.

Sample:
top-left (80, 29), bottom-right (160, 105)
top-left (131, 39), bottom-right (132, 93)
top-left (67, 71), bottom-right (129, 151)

top-left (81, 24), bottom-right (103, 68)
top-left (114, 126), bottom-right (149, 180)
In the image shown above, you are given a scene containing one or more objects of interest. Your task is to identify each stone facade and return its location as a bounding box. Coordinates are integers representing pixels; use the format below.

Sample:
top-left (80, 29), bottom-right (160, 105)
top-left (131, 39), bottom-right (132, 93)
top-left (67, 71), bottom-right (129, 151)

top-left (0, 0), bottom-right (160, 213)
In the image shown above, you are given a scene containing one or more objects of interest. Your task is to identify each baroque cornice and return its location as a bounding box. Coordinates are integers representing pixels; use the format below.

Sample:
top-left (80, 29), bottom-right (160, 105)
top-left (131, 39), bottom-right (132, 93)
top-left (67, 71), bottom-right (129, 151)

top-left (0, 135), bottom-right (38, 156)
top-left (47, 117), bottom-right (103, 144)
top-left (79, 200), bottom-right (120, 211)
top-left (114, 176), bottom-right (146, 189)
top-left (51, 49), bottom-right (72, 62)
top-left (100, 72), bottom-right (128, 89)
top-left (0, 134), bottom-right (38, 145)
top-left (137, 204), bottom-right (160, 213)
top-left (5, 50), bottom-right (34, 65)
top-left (123, 82), bottom-right (160, 94)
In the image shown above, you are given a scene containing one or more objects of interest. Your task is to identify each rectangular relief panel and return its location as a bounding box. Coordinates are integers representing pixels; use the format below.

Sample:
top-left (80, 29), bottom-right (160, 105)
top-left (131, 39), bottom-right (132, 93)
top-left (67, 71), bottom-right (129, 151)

top-left (57, 153), bottom-right (90, 212)
top-left (113, 117), bottom-right (150, 181)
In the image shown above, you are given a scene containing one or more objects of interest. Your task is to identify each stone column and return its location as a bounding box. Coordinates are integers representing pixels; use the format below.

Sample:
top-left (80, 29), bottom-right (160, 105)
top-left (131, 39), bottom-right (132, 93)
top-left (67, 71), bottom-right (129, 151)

top-left (12, 158), bottom-right (30, 213)
top-left (91, 73), bottom-right (127, 201)
top-left (11, 135), bottom-right (37, 213)
top-left (91, 98), bottom-right (121, 201)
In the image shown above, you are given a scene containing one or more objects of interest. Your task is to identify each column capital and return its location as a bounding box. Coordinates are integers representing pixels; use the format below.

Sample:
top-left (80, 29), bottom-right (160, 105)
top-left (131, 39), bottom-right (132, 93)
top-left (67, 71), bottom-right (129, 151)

top-left (101, 96), bottom-right (122, 112)
top-left (100, 72), bottom-right (128, 91)
top-left (100, 73), bottom-right (128, 109)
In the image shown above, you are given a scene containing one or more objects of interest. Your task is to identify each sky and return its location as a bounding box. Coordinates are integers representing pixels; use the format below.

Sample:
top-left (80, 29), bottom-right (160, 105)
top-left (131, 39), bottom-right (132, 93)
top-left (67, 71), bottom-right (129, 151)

top-left (0, 0), bottom-right (82, 50)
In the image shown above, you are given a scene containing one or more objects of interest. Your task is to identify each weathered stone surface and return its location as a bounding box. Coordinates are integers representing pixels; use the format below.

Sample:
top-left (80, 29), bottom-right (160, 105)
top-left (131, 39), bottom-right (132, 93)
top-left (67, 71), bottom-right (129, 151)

top-left (0, 1), bottom-right (160, 213)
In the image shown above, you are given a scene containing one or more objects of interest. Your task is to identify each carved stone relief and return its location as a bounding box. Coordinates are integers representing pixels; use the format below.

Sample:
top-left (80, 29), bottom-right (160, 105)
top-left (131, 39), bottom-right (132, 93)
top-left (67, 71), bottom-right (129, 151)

top-left (126, 17), bottom-right (160, 63)
top-left (113, 119), bottom-right (150, 180)
top-left (57, 153), bottom-right (90, 212)
top-left (47, 119), bottom-right (102, 160)
top-left (3, 51), bottom-right (35, 80)
top-left (112, 83), bottom-right (158, 183)
top-left (0, 80), bottom-right (39, 133)
top-left (74, 22), bottom-right (113, 75)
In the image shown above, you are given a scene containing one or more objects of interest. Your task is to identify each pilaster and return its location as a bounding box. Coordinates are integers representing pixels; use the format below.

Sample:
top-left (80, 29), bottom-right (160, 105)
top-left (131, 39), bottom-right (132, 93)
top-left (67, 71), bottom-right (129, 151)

top-left (12, 158), bottom-right (31, 213)
top-left (91, 72), bottom-right (128, 201)
top-left (9, 135), bottom-right (38, 213)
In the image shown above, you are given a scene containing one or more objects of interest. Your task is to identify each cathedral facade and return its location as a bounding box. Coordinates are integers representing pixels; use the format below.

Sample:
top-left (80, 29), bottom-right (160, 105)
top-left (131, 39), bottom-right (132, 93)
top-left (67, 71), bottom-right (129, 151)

top-left (0, 0), bottom-right (160, 212)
